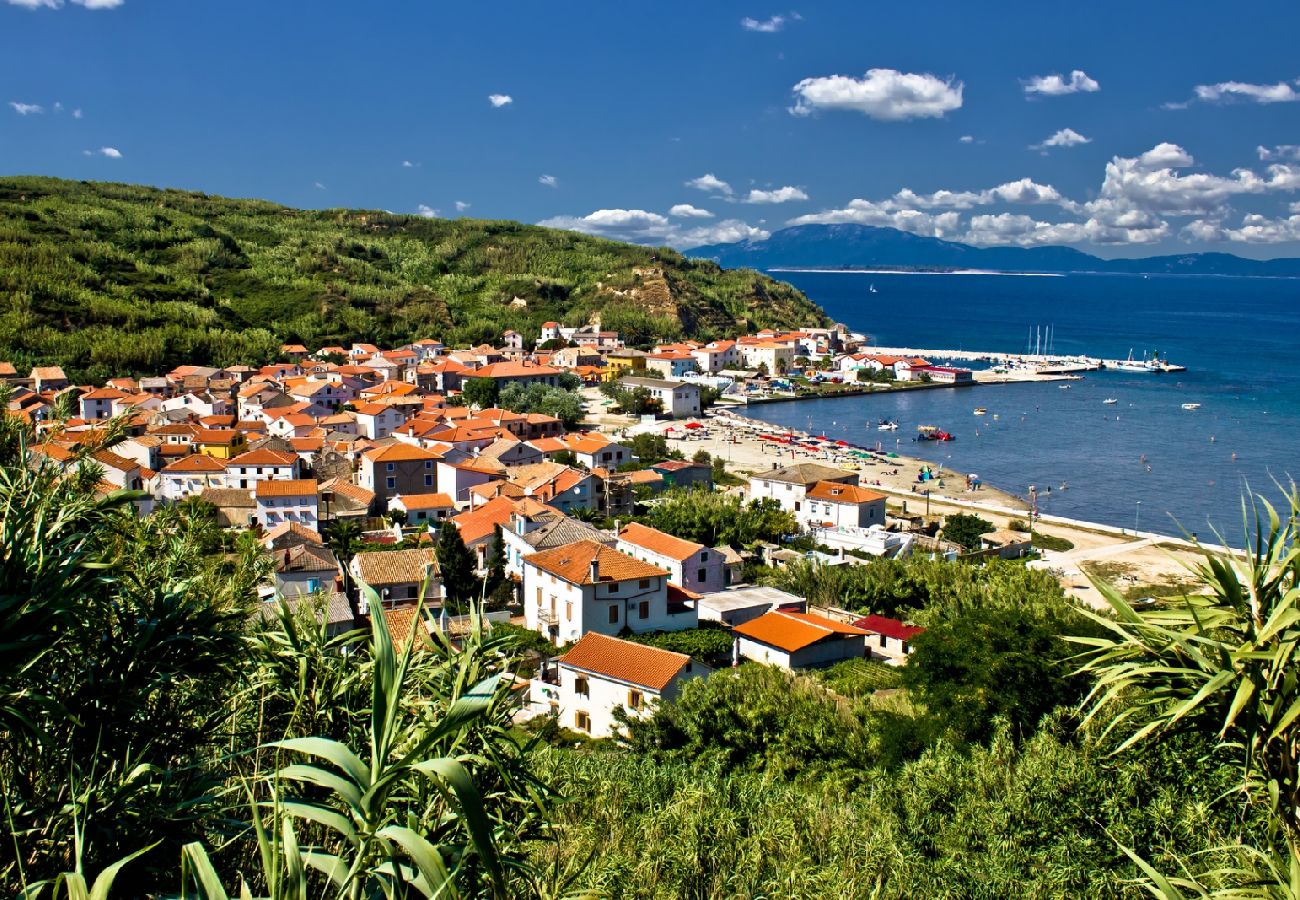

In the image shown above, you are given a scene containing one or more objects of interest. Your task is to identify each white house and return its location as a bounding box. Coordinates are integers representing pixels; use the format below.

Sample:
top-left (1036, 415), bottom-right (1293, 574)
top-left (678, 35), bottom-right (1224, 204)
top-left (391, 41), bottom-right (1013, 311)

top-left (748, 463), bottom-right (859, 517)
top-left (798, 481), bottom-right (887, 530)
top-left (615, 522), bottom-right (725, 595)
top-left (354, 402), bottom-right (411, 440)
top-left (225, 448), bottom-right (299, 490)
top-left (159, 454), bottom-right (226, 501)
top-left (732, 610), bottom-right (871, 670)
top-left (523, 539), bottom-right (696, 645)
top-left (528, 632), bottom-right (710, 738)
top-left (389, 492), bottom-right (456, 525)
top-left (618, 376), bottom-right (701, 419)
top-left (254, 479), bottom-right (320, 529)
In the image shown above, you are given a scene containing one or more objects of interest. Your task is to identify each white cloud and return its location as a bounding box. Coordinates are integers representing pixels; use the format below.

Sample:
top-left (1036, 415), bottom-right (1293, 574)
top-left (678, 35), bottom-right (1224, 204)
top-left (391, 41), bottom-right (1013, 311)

top-left (790, 68), bottom-right (963, 121)
top-left (9, 101), bottom-right (44, 115)
top-left (1032, 127), bottom-right (1091, 150)
top-left (685, 173), bottom-right (733, 195)
top-left (72, 108), bottom-right (82, 119)
top-left (538, 208), bottom-right (769, 248)
top-left (488, 94), bottom-right (513, 108)
top-left (98, 146), bottom-right (121, 158)
top-left (670, 203), bottom-right (714, 218)
top-left (958, 134), bottom-right (974, 143)
top-left (73, 0), bottom-right (124, 7)
top-left (1194, 79), bottom-right (1299, 104)
top-left (416, 204), bottom-right (438, 218)
top-left (741, 14), bottom-right (785, 32)
top-left (744, 186), bottom-right (809, 204)
top-left (7, 0), bottom-right (124, 8)
top-left (455, 200), bottom-right (470, 212)
top-left (538, 174), bottom-right (558, 188)
top-left (1022, 69), bottom-right (1100, 97)
top-left (1092, 142), bottom-right (1300, 216)
top-left (401, 160), bottom-right (418, 168)
top-left (1258, 145), bottom-right (1300, 162)
top-left (788, 201), bottom-right (963, 238)
top-left (1183, 213), bottom-right (1300, 243)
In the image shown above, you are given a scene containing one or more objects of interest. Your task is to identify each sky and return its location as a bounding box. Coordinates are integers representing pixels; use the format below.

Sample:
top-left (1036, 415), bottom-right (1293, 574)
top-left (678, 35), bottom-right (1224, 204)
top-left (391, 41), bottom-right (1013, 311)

top-left (2, 0), bottom-right (1299, 258)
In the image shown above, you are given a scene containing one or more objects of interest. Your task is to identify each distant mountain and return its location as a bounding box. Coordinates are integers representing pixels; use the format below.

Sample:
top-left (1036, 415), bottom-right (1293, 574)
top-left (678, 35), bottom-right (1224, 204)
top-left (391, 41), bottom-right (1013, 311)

top-left (689, 224), bottom-right (1300, 277)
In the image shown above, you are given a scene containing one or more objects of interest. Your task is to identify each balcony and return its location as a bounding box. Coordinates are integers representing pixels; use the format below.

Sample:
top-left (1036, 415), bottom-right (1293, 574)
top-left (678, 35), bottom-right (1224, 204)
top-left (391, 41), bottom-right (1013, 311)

top-left (537, 608), bottom-right (558, 625)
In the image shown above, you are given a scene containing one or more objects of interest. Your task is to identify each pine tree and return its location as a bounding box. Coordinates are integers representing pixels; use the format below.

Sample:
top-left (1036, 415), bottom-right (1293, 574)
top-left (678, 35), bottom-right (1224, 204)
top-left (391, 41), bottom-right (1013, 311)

top-left (435, 520), bottom-right (479, 611)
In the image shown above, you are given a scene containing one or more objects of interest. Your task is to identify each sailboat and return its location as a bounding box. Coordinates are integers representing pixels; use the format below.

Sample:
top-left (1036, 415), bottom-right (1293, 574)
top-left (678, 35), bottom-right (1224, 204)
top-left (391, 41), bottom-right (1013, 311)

top-left (869, 284), bottom-right (878, 294)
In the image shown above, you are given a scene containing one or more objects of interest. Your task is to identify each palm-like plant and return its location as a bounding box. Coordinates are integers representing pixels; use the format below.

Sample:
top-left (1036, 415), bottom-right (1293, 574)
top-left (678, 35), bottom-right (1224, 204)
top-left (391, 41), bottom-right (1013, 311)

top-left (1072, 488), bottom-right (1300, 896)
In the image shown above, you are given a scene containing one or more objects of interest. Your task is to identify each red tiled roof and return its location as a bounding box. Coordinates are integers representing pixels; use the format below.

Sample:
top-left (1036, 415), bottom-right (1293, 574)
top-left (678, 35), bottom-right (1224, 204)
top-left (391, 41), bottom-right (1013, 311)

top-left (806, 481), bottom-right (887, 504)
top-left (733, 610), bottom-right (870, 653)
top-left (618, 522), bottom-right (703, 562)
top-left (851, 614), bottom-right (925, 642)
top-left (526, 540), bottom-right (666, 585)
top-left (255, 479), bottom-right (318, 498)
top-left (556, 632), bottom-right (693, 692)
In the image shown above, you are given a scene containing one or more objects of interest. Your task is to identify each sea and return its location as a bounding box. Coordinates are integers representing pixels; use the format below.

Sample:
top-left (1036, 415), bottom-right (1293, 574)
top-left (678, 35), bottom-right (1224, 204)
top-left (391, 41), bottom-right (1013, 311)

top-left (741, 270), bottom-right (1300, 540)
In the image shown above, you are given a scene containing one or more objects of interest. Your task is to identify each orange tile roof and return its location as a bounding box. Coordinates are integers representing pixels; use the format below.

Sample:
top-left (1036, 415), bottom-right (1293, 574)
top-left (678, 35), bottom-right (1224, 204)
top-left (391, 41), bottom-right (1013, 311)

top-left (355, 548), bottom-right (439, 587)
top-left (556, 632), bottom-right (693, 692)
top-left (363, 443), bottom-right (441, 463)
top-left (618, 522), bottom-right (704, 562)
top-left (526, 540), bottom-right (666, 585)
top-left (255, 479), bottom-right (318, 498)
top-left (229, 448), bottom-right (297, 467)
top-left (806, 481), bottom-right (887, 504)
top-left (732, 610), bottom-right (871, 654)
top-left (394, 492), bottom-right (454, 510)
top-left (162, 454), bottom-right (227, 473)
top-left (472, 361), bottom-right (562, 379)
top-left (452, 495), bottom-right (526, 545)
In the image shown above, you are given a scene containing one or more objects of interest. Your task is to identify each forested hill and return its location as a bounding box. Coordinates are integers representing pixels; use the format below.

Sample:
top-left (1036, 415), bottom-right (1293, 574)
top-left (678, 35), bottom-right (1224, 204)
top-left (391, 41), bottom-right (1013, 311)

top-left (0, 177), bottom-right (828, 381)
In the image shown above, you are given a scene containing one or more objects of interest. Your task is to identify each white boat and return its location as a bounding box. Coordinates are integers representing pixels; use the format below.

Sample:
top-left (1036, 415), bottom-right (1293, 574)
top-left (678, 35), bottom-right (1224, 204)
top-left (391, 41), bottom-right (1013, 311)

top-left (1103, 398), bottom-right (1118, 405)
top-left (869, 284), bottom-right (878, 293)
top-left (876, 419), bottom-right (898, 431)
top-left (973, 407), bottom-right (987, 416)
top-left (1181, 403), bottom-right (1202, 410)
top-left (1059, 384), bottom-right (1071, 390)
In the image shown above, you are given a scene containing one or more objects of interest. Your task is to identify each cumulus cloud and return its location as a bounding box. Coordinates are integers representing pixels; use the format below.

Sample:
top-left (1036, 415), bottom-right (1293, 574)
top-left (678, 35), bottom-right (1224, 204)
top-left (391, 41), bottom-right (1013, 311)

top-left (97, 146), bottom-right (121, 158)
top-left (1194, 79), bottom-right (1299, 104)
top-left (1258, 145), bottom-right (1300, 162)
top-left (670, 203), bottom-right (714, 218)
top-left (1031, 127), bottom-right (1091, 150)
top-left (455, 200), bottom-right (470, 212)
top-left (72, 108), bottom-right (82, 118)
top-left (958, 135), bottom-right (974, 143)
top-left (538, 208), bottom-right (769, 248)
top-left (7, 0), bottom-right (123, 8)
top-left (538, 174), bottom-right (558, 188)
top-left (789, 68), bottom-right (963, 120)
top-left (416, 204), bottom-right (438, 218)
top-left (743, 186), bottom-right (809, 204)
top-left (685, 173), bottom-right (733, 195)
top-left (9, 101), bottom-right (44, 115)
top-left (401, 160), bottom-right (418, 168)
top-left (1022, 70), bottom-right (1100, 96)
top-left (488, 94), bottom-right (513, 107)
top-left (1183, 213), bottom-right (1300, 243)
top-left (741, 14), bottom-right (785, 32)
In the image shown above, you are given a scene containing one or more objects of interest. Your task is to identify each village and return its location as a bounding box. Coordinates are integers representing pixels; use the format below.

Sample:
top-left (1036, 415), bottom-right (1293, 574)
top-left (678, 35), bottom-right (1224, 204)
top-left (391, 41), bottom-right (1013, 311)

top-left (3, 321), bottom-right (1124, 741)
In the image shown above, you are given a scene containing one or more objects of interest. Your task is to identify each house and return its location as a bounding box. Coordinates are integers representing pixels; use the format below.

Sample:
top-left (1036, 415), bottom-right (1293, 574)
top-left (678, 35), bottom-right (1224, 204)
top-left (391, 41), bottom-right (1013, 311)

top-left (389, 492), bottom-right (456, 525)
top-left (649, 459), bottom-right (713, 491)
top-left (529, 632), bottom-right (710, 738)
top-left (30, 366), bottom-right (68, 393)
top-left (903, 364), bottom-right (974, 385)
top-left (696, 585), bottom-right (806, 627)
top-left (468, 361), bottom-right (563, 390)
top-left (351, 548), bottom-right (442, 607)
top-left (505, 462), bottom-right (595, 513)
top-left (358, 443), bottom-right (441, 501)
top-left (617, 376), bottom-right (701, 418)
top-left (79, 387), bottom-right (129, 420)
top-left (732, 610), bottom-right (871, 670)
top-left (523, 540), bottom-right (695, 645)
top-left (160, 454), bottom-right (227, 501)
top-left (979, 528), bottom-right (1034, 559)
top-left (500, 511), bottom-right (610, 579)
top-left (691, 340), bottom-right (738, 373)
top-left (225, 448), bottom-right (298, 490)
top-left (272, 544), bottom-right (341, 599)
top-left (553, 432), bottom-right (631, 470)
top-left (254, 479), bottom-right (320, 529)
top-left (737, 340), bottom-right (794, 375)
top-left (748, 462), bottom-right (858, 516)
top-left (853, 614), bottom-right (925, 664)
top-left (799, 481), bottom-right (887, 531)
top-left (616, 522), bottom-right (725, 595)
top-left (354, 402), bottom-right (410, 440)
top-left (193, 428), bottom-right (248, 459)
top-left (644, 351), bottom-right (699, 380)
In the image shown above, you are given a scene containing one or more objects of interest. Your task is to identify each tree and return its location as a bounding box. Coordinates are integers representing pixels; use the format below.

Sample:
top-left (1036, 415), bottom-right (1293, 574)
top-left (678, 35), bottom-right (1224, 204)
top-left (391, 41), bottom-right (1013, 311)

top-left (326, 517), bottom-right (365, 624)
top-left (903, 602), bottom-right (1089, 744)
top-left (699, 385), bottom-right (724, 411)
top-left (630, 432), bottom-right (672, 465)
top-left (435, 519), bottom-right (479, 610)
top-left (460, 376), bottom-right (498, 409)
top-left (646, 489), bottom-right (796, 548)
top-left (942, 512), bottom-right (994, 550)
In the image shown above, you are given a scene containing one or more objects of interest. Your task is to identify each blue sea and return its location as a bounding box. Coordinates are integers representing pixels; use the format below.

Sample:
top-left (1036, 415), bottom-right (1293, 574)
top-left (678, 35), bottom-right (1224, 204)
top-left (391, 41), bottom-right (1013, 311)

top-left (742, 271), bottom-right (1300, 540)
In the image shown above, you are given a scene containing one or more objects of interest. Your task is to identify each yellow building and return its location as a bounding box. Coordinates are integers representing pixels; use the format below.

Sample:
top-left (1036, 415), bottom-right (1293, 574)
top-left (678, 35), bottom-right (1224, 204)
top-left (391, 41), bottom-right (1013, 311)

top-left (604, 350), bottom-right (648, 378)
top-left (194, 428), bottom-right (248, 459)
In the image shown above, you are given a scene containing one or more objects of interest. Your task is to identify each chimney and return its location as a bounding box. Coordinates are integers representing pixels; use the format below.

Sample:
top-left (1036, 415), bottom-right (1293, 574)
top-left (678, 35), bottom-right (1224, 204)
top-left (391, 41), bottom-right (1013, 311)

top-left (589, 554), bottom-right (599, 583)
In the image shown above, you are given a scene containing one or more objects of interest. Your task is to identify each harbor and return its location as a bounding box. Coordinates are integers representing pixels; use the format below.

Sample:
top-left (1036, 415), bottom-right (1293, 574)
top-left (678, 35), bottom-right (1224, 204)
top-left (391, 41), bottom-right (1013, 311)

top-left (863, 346), bottom-right (1187, 375)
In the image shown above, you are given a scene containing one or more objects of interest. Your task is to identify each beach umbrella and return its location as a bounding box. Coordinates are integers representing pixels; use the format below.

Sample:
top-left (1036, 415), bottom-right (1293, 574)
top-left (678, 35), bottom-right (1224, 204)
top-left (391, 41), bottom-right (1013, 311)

top-left (835, 440), bottom-right (851, 447)
top-left (684, 421), bottom-right (703, 430)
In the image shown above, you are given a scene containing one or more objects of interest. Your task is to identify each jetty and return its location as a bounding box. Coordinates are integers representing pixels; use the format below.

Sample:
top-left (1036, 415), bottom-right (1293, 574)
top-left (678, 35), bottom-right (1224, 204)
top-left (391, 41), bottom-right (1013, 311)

top-left (865, 346), bottom-right (1187, 374)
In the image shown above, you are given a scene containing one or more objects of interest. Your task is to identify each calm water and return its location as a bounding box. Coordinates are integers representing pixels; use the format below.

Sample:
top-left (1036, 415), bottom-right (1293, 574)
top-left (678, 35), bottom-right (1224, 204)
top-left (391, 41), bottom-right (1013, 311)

top-left (744, 271), bottom-right (1300, 539)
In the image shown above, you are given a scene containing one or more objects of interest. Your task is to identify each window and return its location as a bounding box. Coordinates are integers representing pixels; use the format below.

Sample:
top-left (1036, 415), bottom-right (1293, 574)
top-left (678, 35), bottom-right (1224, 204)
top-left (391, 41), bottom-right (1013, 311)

top-left (425, 460), bottom-right (433, 469)
top-left (638, 600), bottom-right (649, 620)
top-left (535, 587), bottom-right (542, 604)
top-left (386, 462), bottom-right (395, 472)
top-left (386, 477), bottom-right (396, 489)
top-left (608, 605), bottom-right (619, 624)
top-left (424, 475), bottom-right (433, 487)
top-left (608, 582), bottom-right (619, 593)
top-left (574, 676), bottom-right (589, 697)
top-left (627, 690), bottom-right (643, 710)
top-left (639, 578), bottom-right (650, 589)
top-left (574, 710), bottom-right (590, 732)
top-left (794, 501), bottom-right (801, 512)
top-left (565, 601), bottom-right (572, 620)
top-left (696, 568), bottom-right (706, 582)
top-left (700, 551), bottom-right (708, 562)
top-left (407, 586), bottom-right (418, 600)
top-left (878, 635), bottom-right (887, 648)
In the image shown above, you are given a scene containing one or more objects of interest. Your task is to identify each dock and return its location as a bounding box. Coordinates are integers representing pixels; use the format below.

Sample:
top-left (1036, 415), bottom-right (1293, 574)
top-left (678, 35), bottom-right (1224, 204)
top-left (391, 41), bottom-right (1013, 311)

top-left (866, 346), bottom-right (1187, 375)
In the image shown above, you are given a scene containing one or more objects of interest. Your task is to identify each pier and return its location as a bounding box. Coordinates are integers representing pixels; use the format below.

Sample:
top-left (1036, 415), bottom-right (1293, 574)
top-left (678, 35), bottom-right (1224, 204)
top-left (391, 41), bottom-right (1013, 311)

top-left (866, 346), bottom-right (1187, 374)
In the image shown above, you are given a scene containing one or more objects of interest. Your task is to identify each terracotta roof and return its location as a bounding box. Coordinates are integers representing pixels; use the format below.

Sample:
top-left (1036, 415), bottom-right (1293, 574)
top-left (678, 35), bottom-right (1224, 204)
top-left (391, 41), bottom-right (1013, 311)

top-left (852, 614), bottom-right (925, 642)
top-left (229, 448), bottom-right (298, 467)
top-left (556, 632), bottom-right (692, 692)
top-left (363, 443), bottom-right (441, 463)
top-left (472, 361), bottom-right (562, 379)
top-left (31, 366), bottom-right (67, 380)
top-left (162, 454), bottom-right (227, 473)
top-left (806, 481), bottom-right (886, 504)
top-left (255, 479), bottom-right (318, 498)
top-left (382, 605), bottom-right (430, 650)
top-left (757, 462), bottom-right (856, 486)
top-left (526, 540), bottom-right (666, 585)
top-left (354, 548), bottom-right (439, 587)
top-left (452, 495), bottom-right (525, 545)
top-left (393, 492), bottom-right (454, 511)
top-left (277, 544), bottom-right (339, 574)
top-left (263, 521), bottom-right (325, 546)
top-left (322, 479), bottom-right (375, 506)
top-left (618, 522), bottom-right (704, 562)
top-left (733, 610), bottom-right (871, 653)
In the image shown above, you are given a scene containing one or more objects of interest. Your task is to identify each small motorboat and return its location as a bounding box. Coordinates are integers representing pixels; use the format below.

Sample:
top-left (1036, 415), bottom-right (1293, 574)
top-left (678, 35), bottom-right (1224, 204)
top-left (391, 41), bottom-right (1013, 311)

top-left (973, 407), bottom-right (987, 416)
top-left (1181, 403), bottom-right (1202, 410)
top-left (915, 425), bottom-right (956, 442)
top-left (1103, 398), bottom-right (1118, 405)
top-left (1059, 384), bottom-right (1071, 390)
top-left (876, 419), bottom-right (899, 431)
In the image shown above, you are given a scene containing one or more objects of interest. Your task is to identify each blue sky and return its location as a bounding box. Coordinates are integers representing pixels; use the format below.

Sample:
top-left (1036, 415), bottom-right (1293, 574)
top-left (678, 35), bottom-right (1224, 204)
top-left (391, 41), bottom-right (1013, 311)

top-left (3, 0), bottom-right (1299, 257)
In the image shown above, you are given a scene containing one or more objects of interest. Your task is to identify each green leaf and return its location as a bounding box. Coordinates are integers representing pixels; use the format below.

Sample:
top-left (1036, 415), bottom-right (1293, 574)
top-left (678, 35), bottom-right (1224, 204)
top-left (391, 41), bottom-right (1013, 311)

top-left (270, 737), bottom-right (369, 789)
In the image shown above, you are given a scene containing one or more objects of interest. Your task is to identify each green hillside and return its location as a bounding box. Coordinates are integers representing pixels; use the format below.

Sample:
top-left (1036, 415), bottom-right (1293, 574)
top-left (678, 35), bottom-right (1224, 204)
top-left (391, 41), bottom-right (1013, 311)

top-left (0, 176), bottom-right (828, 381)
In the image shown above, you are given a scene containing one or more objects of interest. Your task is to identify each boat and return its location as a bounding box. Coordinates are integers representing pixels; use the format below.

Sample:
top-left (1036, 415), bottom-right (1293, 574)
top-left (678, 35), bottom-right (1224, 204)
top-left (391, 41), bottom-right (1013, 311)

top-left (1059, 384), bottom-right (1071, 390)
top-left (915, 425), bottom-right (956, 442)
top-left (869, 284), bottom-right (878, 294)
top-left (1103, 398), bottom-right (1118, 405)
top-left (1181, 402), bottom-right (1202, 410)
top-left (876, 419), bottom-right (898, 431)
top-left (973, 407), bottom-right (987, 416)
